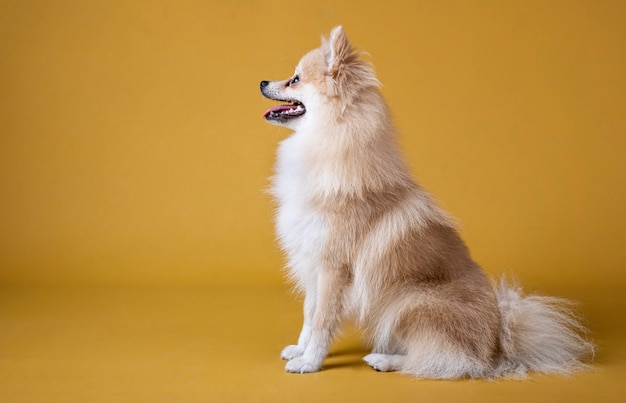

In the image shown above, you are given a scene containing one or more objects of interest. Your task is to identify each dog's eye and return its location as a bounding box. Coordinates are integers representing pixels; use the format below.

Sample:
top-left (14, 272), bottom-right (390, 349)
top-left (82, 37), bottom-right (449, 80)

top-left (291, 75), bottom-right (300, 84)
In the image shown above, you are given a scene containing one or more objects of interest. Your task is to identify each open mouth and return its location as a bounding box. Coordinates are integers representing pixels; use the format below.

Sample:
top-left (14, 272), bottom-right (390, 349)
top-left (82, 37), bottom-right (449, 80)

top-left (263, 100), bottom-right (306, 121)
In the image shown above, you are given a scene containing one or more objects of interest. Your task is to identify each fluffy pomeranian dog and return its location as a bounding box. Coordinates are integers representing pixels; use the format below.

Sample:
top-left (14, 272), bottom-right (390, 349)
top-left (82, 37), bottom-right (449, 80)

top-left (260, 26), bottom-right (593, 379)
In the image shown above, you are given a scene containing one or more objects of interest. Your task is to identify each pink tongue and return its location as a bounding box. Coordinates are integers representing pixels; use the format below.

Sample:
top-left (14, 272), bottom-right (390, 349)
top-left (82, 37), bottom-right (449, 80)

top-left (263, 104), bottom-right (295, 118)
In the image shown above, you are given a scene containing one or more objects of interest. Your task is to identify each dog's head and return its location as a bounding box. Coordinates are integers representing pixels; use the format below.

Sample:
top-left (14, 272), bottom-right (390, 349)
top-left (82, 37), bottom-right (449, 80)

top-left (260, 26), bottom-right (379, 129)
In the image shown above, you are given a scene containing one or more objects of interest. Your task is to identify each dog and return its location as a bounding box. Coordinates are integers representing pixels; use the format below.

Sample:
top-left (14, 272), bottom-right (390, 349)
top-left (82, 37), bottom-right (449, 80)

top-left (260, 26), bottom-right (593, 379)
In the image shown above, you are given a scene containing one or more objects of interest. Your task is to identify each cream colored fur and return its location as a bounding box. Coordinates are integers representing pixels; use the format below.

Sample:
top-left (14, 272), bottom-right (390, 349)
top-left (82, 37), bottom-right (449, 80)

top-left (260, 26), bottom-right (593, 379)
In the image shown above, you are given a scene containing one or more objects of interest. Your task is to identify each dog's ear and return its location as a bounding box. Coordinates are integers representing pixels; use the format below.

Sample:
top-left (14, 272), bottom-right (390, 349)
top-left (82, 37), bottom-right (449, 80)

top-left (322, 26), bottom-right (379, 99)
top-left (327, 25), bottom-right (352, 79)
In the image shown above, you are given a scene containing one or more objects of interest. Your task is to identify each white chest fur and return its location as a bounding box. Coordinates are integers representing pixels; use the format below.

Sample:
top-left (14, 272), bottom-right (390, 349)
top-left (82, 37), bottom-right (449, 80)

top-left (272, 133), bottom-right (329, 286)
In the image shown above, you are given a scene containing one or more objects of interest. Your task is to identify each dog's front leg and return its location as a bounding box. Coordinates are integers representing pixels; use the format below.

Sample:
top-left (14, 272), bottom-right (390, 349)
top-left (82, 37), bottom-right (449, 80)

top-left (285, 267), bottom-right (347, 373)
top-left (281, 286), bottom-right (316, 360)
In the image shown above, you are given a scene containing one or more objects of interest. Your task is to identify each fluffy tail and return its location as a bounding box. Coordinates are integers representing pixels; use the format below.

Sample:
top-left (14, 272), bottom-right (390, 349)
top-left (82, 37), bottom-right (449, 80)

top-left (494, 279), bottom-right (595, 377)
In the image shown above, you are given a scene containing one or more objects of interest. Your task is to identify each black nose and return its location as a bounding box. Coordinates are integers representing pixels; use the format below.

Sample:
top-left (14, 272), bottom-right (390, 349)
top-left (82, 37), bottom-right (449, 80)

top-left (260, 81), bottom-right (269, 89)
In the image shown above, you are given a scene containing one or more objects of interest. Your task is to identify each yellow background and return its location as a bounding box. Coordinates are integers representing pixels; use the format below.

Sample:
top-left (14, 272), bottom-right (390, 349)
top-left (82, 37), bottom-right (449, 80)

top-left (1, 1), bottom-right (625, 401)
top-left (1, 0), bottom-right (625, 288)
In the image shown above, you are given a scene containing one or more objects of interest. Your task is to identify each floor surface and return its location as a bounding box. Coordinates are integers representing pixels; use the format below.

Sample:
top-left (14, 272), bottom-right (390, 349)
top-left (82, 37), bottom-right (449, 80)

top-left (1, 284), bottom-right (624, 402)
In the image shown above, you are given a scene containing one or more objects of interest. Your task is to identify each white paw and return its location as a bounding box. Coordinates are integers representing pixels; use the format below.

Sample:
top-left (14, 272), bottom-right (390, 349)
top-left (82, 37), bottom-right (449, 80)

top-left (285, 356), bottom-right (322, 374)
top-left (281, 345), bottom-right (304, 360)
top-left (363, 353), bottom-right (402, 372)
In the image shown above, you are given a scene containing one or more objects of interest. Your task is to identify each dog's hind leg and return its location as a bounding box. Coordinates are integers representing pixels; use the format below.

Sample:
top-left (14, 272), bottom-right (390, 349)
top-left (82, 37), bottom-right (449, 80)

top-left (363, 353), bottom-right (406, 372)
